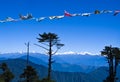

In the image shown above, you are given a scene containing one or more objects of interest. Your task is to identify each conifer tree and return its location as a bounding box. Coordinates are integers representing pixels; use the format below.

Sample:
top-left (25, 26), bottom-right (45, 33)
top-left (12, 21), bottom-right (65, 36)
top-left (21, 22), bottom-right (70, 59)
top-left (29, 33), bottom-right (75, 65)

top-left (101, 46), bottom-right (120, 82)
top-left (0, 63), bottom-right (14, 82)
top-left (37, 32), bottom-right (64, 81)
top-left (20, 65), bottom-right (40, 82)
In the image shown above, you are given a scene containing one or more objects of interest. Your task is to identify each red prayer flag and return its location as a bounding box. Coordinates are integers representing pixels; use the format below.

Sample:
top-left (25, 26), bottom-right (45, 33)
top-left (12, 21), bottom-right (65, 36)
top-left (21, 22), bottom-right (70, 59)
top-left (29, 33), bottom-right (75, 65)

top-left (64, 10), bottom-right (72, 17)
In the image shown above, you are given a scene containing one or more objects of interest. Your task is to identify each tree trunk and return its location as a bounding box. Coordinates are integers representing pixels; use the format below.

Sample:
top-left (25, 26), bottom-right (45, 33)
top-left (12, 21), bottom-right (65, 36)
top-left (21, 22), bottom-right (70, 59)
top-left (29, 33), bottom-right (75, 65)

top-left (48, 39), bottom-right (52, 80)
top-left (109, 50), bottom-right (114, 82)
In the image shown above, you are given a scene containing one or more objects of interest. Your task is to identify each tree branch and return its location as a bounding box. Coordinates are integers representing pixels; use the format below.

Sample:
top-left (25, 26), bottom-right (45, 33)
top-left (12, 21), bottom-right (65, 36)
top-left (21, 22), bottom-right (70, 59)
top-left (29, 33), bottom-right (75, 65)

top-left (34, 43), bottom-right (49, 51)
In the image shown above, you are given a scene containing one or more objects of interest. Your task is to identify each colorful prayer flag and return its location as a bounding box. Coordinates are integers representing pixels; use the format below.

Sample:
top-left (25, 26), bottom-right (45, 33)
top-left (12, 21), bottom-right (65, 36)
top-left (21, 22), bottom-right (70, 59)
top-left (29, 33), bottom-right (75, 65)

top-left (49, 15), bottom-right (64, 20)
top-left (101, 10), bottom-right (113, 13)
top-left (36, 17), bottom-right (46, 22)
top-left (55, 15), bottom-right (64, 19)
top-left (19, 13), bottom-right (33, 20)
top-left (72, 13), bottom-right (81, 16)
top-left (5, 17), bottom-right (16, 22)
top-left (114, 10), bottom-right (120, 16)
top-left (81, 13), bottom-right (91, 16)
top-left (94, 10), bottom-right (100, 14)
top-left (64, 10), bottom-right (72, 17)
top-left (49, 16), bottom-right (56, 20)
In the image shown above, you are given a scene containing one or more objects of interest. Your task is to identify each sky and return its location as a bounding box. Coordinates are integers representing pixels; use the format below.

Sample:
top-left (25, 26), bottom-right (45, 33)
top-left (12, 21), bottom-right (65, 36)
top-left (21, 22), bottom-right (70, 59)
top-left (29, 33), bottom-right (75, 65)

top-left (0, 0), bottom-right (120, 55)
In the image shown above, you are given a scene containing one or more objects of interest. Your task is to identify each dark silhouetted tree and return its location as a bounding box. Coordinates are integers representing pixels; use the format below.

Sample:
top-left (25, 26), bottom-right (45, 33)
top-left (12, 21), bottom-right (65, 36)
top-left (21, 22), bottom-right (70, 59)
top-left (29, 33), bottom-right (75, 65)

top-left (20, 65), bottom-right (40, 82)
top-left (36, 32), bottom-right (64, 81)
top-left (0, 63), bottom-right (14, 82)
top-left (0, 78), bottom-right (4, 82)
top-left (101, 46), bottom-right (120, 82)
top-left (40, 78), bottom-right (55, 82)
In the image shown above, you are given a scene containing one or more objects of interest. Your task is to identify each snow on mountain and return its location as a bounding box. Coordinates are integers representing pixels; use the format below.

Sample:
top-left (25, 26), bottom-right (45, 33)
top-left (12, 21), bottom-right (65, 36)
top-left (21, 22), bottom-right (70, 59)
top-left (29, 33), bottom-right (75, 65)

top-left (0, 52), bottom-right (108, 72)
top-left (56, 51), bottom-right (99, 55)
top-left (54, 54), bottom-right (107, 66)
top-left (0, 52), bottom-right (106, 66)
top-left (56, 51), bottom-right (79, 55)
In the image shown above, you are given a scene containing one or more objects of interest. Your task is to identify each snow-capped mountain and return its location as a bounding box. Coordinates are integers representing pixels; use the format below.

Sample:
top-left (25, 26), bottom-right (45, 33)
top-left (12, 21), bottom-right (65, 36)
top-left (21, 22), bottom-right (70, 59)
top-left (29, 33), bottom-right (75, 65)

top-left (56, 51), bottom-right (96, 55)
top-left (0, 52), bottom-right (108, 72)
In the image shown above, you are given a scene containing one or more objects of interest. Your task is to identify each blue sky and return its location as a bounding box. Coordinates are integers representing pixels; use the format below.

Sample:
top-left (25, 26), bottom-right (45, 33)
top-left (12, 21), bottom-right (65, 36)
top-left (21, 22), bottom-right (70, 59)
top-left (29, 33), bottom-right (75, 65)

top-left (0, 0), bottom-right (120, 54)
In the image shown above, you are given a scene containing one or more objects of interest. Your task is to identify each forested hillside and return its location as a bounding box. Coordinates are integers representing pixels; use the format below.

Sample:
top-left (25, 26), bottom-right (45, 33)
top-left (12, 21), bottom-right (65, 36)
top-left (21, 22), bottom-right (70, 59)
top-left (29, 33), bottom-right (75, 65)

top-left (1, 59), bottom-right (119, 82)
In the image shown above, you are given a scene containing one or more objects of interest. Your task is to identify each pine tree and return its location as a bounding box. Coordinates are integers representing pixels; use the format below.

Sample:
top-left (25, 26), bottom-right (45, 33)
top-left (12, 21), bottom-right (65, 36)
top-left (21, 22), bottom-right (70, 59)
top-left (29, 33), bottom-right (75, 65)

top-left (20, 65), bottom-right (40, 82)
top-left (40, 78), bottom-right (55, 82)
top-left (37, 32), bottom-right (64, 81)
top-left (101, 46), bottom-right (120, 82)
top-left (0, 78), bottom-right (5, 82)
top-left (0, 63), bottom-right (14, 82)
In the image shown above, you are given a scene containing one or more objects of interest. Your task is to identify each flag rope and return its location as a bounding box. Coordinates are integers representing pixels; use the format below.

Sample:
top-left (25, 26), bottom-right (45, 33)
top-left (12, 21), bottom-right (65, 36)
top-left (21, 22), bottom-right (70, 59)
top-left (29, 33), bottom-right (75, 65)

top-left (0, 10), bottom-right (119, 23)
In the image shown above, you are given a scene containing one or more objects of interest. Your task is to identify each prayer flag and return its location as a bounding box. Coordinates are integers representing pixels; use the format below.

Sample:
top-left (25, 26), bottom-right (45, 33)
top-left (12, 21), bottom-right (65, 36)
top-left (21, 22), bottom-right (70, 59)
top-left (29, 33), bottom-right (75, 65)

top-left (81, 13), bottom-right (91, 16)
top-left (55, 15), bottom-right (64, 19)
top-left (36, 17), bottom-right (46, 22)
top-left (49, 16), bottom-right (56, 20)
top-left (101, 10), bottom-right (113, 13)
top-left (64, 10), bottom-right (72, 16)
top-left (19, 13), bottom-right (33, 20)
top-left (94, 10), bottom-right (100, 14)
top-left (114, 10), bottom-right (120, 16)
top-left (6, 17), bottom-right (16, 22)
top-left (72, 13), bottom-right (81, 16)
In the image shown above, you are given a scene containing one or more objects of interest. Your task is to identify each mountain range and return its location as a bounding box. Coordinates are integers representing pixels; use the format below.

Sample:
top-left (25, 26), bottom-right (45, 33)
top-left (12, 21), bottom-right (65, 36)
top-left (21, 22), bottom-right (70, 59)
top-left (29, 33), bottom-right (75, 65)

top-left (0, 53), bottom-right (108, 72)
top-left (0, 53), bottom-right (120, 82)
top-left (0, 59), bottom-right (120, 82)
top-left (0, 59), bottom-right (108, 82)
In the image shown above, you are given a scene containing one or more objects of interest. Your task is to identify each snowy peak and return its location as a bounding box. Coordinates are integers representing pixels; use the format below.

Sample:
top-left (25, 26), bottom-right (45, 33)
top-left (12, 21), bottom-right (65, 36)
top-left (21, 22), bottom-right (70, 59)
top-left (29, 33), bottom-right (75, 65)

top-left (56, 51), bottom-right (99, 55)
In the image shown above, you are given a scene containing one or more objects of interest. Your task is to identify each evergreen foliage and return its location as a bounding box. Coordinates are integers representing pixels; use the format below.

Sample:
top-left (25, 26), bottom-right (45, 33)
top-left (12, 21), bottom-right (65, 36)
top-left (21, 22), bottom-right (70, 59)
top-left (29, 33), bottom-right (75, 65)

top-left (0, 63), bottom-right (14, 82)
top-left (101, 46), bottom-right (120, 82)
top-left (37, 32), bottom-right (64, 81)
top-left (40, 78), bottom-right (55, 82)
top-left (20, 65), bottom-right (40, 82)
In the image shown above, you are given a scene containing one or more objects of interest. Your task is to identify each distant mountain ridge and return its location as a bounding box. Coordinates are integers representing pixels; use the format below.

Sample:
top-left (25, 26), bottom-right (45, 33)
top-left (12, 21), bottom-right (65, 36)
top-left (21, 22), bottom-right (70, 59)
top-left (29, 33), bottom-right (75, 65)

top-left (0, 59), bottom-right (120, 82)
top-left (0, 59), bottom-right (108, 82)
top-left (0, 53), bottom-right (108, 72)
